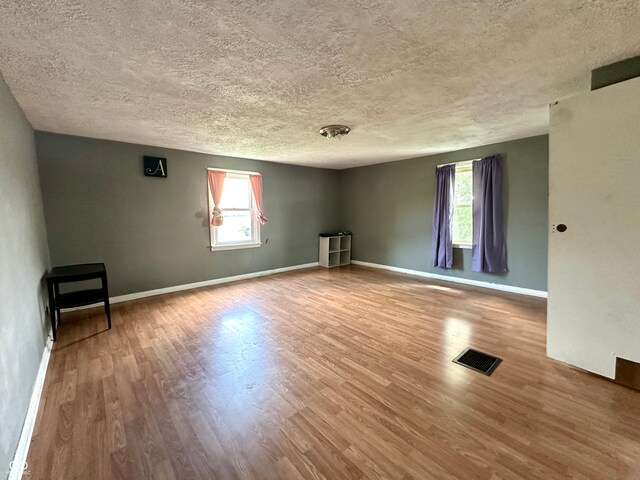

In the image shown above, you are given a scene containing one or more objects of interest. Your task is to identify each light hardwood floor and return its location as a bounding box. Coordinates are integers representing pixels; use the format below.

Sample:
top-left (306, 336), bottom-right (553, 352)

top-left (27, 266), bottom-right (640, 479)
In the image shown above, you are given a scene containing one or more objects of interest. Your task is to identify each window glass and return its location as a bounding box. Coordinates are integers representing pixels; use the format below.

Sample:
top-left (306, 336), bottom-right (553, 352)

top-left (216, 210), bottom-right (253, 243)
top-left (219, 176), bottom-right (250, 209)
top-left (452, 163), bottom-right (473, 246)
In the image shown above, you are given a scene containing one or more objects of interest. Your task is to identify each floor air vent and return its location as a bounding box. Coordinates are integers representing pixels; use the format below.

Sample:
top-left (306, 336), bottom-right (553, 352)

top-left (453, 348), bottom-right (502, 376)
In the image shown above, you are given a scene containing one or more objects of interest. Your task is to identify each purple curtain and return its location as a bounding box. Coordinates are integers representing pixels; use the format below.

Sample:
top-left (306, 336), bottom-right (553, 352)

top-left (472, 155), bottom-right (508, 273)
top-left (432, 164), bottom-right (455, 268)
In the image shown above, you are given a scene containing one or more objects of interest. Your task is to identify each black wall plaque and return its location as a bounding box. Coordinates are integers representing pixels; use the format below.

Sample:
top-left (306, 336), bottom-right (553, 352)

top-left (144, 156), bottom-right (167, 177)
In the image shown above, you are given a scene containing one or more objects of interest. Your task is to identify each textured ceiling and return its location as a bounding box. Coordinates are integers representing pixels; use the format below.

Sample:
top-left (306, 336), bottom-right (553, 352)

top-left (0, 1), bottom-right (639, 169)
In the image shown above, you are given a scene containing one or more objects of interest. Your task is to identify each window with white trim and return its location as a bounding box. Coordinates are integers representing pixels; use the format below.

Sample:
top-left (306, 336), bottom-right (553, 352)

top-left (208, 169), bottom-right (261, 251)
top-left (452, 160), bottom-right (474, 247)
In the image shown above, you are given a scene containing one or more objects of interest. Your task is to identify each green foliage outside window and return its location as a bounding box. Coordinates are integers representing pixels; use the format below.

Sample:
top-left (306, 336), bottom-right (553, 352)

top-left (453, 167), bottom-right (473, 244)
top-left (453, 206), bottom-right (472, 244)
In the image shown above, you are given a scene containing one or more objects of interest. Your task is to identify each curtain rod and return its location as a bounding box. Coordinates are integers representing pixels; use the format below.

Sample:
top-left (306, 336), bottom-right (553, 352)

top-left (207, 167), bottom-right (261, 176)
top-left (436, 158), bottom-right (479, 168)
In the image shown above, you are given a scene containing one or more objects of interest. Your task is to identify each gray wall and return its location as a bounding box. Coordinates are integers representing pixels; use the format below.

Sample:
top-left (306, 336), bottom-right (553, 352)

top-left (0, 74), bottom-right (50, 474)
top-left (36, 132), bottom-right (340, 297)
top-left (339, 135), bottom-right (549, 291)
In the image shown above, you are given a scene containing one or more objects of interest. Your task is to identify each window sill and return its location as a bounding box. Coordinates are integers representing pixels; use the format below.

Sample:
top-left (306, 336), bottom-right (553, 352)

top-left (209, 242), bottom-right (262, 252)
top-left (453, 244), bottom-right (472, 249)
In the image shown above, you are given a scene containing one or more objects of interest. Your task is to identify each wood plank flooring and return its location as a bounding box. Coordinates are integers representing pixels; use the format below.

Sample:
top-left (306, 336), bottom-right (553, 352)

top-left (27, 266), bottom-right (640, 479)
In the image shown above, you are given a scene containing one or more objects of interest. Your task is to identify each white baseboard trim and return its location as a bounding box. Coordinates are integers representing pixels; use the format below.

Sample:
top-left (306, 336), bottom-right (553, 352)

top-left (351, 260), bottom-right (548, 298)
top-left (9, 333), bottom-right (53, 480)
top-left (63, 262), bottom-right (320, 310)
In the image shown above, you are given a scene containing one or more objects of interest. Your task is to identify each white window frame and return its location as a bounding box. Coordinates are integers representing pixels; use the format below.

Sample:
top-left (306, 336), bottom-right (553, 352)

top-left (444, 159), bottom-right (478, 249)
top-left (207, 168), bottom-right (261, 251)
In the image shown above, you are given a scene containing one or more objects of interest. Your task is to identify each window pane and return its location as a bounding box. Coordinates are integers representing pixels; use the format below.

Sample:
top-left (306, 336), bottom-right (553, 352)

top-left (217, 210), bottom-right (253, 243)
top-left (219, 176), bottom-right (250, 209)
top-left (454, 169), bottom-right (472, 205)
top-left (453, 206), bottom-right (472, 244)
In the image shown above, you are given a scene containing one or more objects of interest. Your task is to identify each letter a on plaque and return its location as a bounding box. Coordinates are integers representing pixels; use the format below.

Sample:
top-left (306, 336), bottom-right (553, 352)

top-left (144, 156), bottom-right (168, 177)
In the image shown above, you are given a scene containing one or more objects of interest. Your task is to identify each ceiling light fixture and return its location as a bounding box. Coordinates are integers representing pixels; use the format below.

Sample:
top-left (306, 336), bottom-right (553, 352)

top-left (319, 125), bottom-right (350, 139)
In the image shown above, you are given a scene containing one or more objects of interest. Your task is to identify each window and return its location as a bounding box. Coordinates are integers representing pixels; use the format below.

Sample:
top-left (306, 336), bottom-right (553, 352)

top-left (452, 160), bottom-right (475, 247)
top-left (208, 169), bottom-right (261, 251)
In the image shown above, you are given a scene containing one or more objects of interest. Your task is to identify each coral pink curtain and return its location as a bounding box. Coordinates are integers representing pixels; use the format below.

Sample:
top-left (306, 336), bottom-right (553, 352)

top-left (208, 170), bottom-right (226, 226)
top-left (249, 174), bottom-right (268, 224)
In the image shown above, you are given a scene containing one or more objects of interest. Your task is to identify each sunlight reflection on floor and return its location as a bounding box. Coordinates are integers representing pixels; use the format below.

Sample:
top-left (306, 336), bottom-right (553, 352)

top-left (424, 284), bottom-right (463, 294)
top-left (206, 307), bottom-right (276, 430)
top-left (444, 316), bottom-right (473, 385)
